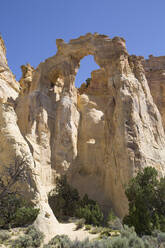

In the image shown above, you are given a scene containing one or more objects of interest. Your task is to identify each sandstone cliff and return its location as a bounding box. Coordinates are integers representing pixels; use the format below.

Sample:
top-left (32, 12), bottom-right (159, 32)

top-left (142, 55), bottom-right (165, 130)
top-left (0, 36), bottom-right (59, 240)
top-left (0, 34), bottom-right (165, 237)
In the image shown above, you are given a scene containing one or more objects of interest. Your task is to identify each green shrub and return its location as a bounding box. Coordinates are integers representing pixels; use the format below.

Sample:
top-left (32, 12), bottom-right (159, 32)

top-left (48, 175), bottom-right (80, 220)
top-left (75, 194), bottom-right (103, 226)
top-left (25, 226), bottom-right (44, 247)
top-left (75, 218), bottom-right (85, 230)
top-left (11, 226), bottom-right (44, 248)
top-left (0, 157), bottom-right (40, 229)
top-left (123, 167), bottom-right (165, 235)
top-left (13, 206), bottom-right (39, 227)
top-left (0, 193), bottom-right (20, 228)
top-left (108, 218), bottom-right (123, 231)
top-left (76, 203), bottom-right (103, 226)
top-left (48, 177), bottom-right (104, 226)
top-left (109, 236), bottom-right (129, 248)
top-left (142, 235), bottom-right (158, 248)
top-left (43, 228), bottom-right (165, 248)
top-left (110, 226), bottom-right (149, 248)
top-left (0, 230), bottom-right (10, 243)
top-left (99, 227), bottom-right (112, 238)
top-left (85, 78), bottom-right (91, 88)
top-left (158, 232), bottom-right (165, 243)
top-left (0, 193), bottom-right (39, 228)
top-left (89, 226), bottom-right (102, 234)
top-left (43, 235), bottom-right (71, 248)
top-left (107, 210), bottom-right (116, 222)
top-left (152, 230), bottom-right (165, 246)
top-left (70, 238), bottom-right (91, 248)
top-left (79, 194), bottom-right (96, 207)
top-left (11, 235), bottom-right (34, 248)
top-left (85, 224), bottom-right (92, 231)
top-left (120, 225), bottom-right (135, 239)
top-left (107, 211), bottom-right (122, 231)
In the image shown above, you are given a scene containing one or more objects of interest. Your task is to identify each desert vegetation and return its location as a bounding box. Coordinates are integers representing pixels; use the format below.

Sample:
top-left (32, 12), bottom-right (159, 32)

top-left (0, 225), bottom-right (165, 248)
top-left (0, 156), bottom-right (39, 229)
top-left (123, 167), bottom-right (165, 235)
top-left (48, 175), bottom-right (104, 226)
top-left (0, 166), bottom-right (165, 247)
top-left (46, 168), bottom-right (165, 247)
top-left (43, 226), bottom-right (165, 248)
top-left (10, 226), bottom-right (44, 248)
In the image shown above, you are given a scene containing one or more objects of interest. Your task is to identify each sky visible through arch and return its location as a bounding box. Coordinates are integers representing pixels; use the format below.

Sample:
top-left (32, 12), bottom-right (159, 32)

top-left (75, 56), bottom-right (100, 88)
top-left (0, 0), bottom-right (165, 88)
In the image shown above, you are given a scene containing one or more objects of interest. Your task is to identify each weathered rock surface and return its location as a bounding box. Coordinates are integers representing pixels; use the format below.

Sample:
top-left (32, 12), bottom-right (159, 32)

top-left (142, 55), bottom-right (165, 130)
top-left (0, 33), bottom-right (165, 237)
top-left (0, 36), bottom-right (59, 240)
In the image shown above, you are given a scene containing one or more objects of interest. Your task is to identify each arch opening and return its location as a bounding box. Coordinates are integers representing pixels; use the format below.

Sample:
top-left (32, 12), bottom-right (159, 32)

top-left (75, 55), bottom-right (100, 88)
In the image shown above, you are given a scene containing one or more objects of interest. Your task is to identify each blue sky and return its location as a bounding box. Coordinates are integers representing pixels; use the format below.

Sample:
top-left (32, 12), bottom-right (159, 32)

top-left (0, 0), bottom-right (165, 87)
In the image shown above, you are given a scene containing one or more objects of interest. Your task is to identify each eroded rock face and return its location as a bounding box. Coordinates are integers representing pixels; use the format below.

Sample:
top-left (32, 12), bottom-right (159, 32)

top-left (1, 33), bottom-right (165, 231)
top-left (0, 36), bottom-right (59, 240)
top-left (142, 55), bottom-right (165, 130)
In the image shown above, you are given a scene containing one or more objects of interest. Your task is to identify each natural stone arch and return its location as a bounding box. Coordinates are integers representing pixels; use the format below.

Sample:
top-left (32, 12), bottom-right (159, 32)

top-left (40, 34), bottom-right (133, 216)
top-left (48, 33), bottom-right (128, 92)
top-left (15, 33), bottom-right (165, 220)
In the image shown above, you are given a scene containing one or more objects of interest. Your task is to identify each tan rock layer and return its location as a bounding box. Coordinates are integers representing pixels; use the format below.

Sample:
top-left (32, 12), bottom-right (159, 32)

top-left (142, 55), bottom-right (165, 130)
top-left (0, 37), bottom-right (58, 239)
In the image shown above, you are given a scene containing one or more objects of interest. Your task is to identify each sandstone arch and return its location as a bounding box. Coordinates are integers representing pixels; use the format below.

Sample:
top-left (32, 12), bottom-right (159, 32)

top-left (1, 33), bottom-right (164, 232)
top-left (47, 33), bottom-right (128, 91)
top-left (15, 33), bottom-right (164, 218)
